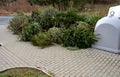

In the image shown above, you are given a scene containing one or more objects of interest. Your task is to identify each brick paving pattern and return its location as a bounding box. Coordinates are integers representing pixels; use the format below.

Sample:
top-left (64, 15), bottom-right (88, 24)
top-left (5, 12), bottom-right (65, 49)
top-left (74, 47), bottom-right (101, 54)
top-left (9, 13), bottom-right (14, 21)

top-left (0, 25), bottom-right (120, 77)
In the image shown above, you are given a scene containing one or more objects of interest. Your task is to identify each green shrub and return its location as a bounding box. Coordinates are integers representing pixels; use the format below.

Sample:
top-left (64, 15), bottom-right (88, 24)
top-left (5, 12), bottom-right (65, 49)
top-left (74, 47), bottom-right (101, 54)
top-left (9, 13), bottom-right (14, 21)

top-left (74, 27), bottom-right (97, 48)
top-left (47, 27), bottom-right (62, 43)
top-left (79, 14), bottom-right (87, 22)
top-left (76, 21), bottom-right (90, 28)
top-left (31, 32), bottom-right (51, 48)
top-left (60, 28), bottom-right (76, 47)
top-left (20, 22), bottom-right (41, 41)
top-left (8, 15), bottom-right (28, 34)
top-left (55, 8), bottom-right (80, 28)
top-left (84, 15), bottom-right (102, 27)
top-left (41, 7), bottom-right (59, 18)
top-left (39, 7), bottom-right (59, 30)
top-left (8, 7), bottom-right (99, 49)
top-left (59, 25), bottom-right (97, 48)
top-left (30, 10), bottom-right (41, 22)
top-left (79, 14), bottom-right (102, 27)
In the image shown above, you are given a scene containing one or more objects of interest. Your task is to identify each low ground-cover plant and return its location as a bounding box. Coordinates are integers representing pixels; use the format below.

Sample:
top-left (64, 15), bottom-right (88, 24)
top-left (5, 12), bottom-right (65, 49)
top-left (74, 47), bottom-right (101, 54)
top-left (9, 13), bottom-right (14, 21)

top-left (31, 32), bottom-right (51, 48)
top-left (0, 67), bottom-right (51, 77)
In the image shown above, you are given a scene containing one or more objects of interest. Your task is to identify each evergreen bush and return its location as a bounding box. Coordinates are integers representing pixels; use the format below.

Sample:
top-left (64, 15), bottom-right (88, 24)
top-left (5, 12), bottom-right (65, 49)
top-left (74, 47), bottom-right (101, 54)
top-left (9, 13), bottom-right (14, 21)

top-left (39, 7), bottom-right (59, 31)
top-left (55, 8), bottom-right (80, 28)
top-left (59, 25), bottom-right (97, 48)
top-left (79, 14), bottom-right (102, 27)
top-left (20, 22), bottom-right (41, 41)
top-left (47, 27), bottom-right (62, 43)
top-left (31, 32), bottom-right (51, 48)
top-left (9, 15), bottom-right (28, 34)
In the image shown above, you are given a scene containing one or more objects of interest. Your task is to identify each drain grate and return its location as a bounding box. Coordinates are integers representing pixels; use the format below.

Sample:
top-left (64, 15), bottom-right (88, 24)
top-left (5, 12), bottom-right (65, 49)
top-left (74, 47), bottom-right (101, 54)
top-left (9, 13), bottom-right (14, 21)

top-left (0, 43), bottom-right (2, 46)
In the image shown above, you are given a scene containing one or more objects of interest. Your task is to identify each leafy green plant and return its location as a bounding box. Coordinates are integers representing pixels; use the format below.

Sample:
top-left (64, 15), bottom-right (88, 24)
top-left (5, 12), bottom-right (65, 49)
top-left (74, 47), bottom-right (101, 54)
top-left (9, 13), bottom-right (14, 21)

top-left (39, 7), bottom-right (59, 30)
top-left (84, 15), bottom-right (102, 27)
top-left (55, 8), bottom-right (80, 28)
top-left (31, 32), bottom-right (51, 48)
top-left (76, 21), bottom-right (90, 28)
top-left (79, 14), bottom-right (102, 27)
top-left (74, 27), bottom-right (97, 48)
top-left (20, 22), bottom-right (41, 41)
top-left (66, 46), bottom-right (79, 51)
top-left (47, 27), bottom-right (62, 43)
top-left (59, 28), bottom-right (76, 47)
top-left (59, 25), bottom-right (97, 48)
top-left (8, 15), bottom-right (28, 34)
top-left (30, 10), bottom-right (41, 22)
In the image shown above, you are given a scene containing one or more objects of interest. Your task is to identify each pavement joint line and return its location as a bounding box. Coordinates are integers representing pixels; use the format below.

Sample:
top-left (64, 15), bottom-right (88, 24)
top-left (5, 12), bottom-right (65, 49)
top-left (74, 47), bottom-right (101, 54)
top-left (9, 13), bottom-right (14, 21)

top-left (1, 46), bottom-right (30, 66)
top-left (1, 25), bottom-right (120, 77)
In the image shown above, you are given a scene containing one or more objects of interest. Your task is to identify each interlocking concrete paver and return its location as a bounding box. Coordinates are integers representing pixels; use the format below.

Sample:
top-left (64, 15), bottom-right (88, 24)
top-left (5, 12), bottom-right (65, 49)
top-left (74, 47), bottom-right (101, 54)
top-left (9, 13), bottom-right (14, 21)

top-left (0, 25), bottom-right (120, 77)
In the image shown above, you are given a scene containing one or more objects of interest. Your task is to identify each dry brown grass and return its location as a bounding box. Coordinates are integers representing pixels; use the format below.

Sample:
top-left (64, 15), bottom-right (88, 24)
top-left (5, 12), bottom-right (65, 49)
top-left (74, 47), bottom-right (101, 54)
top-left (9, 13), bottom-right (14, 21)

top-left (80, 3), bottom-right (120, 16)
top-left (0, 0), bottom-right (42, 13)
top-left (0, 0), bottom-right (119, 16)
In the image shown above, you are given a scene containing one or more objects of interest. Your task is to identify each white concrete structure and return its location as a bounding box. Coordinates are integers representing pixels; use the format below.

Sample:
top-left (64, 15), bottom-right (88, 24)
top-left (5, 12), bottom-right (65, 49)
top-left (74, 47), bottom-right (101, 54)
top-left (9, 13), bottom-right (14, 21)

top-left (108, 5), bottom-right (120, 17)
top-left (93, 5), bottom-right (120, 53)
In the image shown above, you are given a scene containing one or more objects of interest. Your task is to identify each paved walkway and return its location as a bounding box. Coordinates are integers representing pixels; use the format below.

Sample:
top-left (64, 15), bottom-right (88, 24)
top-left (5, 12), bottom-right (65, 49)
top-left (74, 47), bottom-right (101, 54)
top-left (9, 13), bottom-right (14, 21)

top-left (0, 25), bottom-right (120, 77)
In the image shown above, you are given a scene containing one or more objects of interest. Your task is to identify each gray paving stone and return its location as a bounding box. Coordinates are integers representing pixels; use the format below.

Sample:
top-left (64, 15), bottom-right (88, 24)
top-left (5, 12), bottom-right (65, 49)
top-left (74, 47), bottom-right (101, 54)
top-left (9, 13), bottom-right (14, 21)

top-left (0, 25), bottom-right (120, 77)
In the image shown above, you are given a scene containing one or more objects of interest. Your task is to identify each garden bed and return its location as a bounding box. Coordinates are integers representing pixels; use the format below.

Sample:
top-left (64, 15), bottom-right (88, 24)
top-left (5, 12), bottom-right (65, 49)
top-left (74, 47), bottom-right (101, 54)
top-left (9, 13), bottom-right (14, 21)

top-left (8, 7), bottom-right (102, 49)
top-left (0, 67), bottom-right (51, 77)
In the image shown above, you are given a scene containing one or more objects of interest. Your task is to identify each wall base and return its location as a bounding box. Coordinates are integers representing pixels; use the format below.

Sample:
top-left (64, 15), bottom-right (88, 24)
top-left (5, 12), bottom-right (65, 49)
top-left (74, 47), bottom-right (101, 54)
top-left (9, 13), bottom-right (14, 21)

top-left (92, 45), bottom-right (120, 54)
